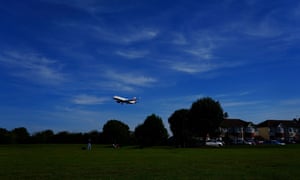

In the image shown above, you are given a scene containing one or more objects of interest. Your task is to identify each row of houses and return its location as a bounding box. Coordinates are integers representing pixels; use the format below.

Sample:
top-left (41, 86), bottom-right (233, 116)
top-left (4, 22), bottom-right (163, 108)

top-left (218, 119), bottom-right (300, 144)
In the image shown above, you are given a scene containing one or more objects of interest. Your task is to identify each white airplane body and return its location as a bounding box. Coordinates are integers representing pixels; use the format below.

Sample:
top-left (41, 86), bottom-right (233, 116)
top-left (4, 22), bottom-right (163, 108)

top-left (113, 96), bottom-right (137, 104)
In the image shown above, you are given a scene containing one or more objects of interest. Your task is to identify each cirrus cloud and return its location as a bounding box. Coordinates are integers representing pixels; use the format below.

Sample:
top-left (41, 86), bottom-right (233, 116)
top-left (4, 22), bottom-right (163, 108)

top-left (72, 94), bottom-right (109, 105)
top-left (0, 51), bottom-right (67, 85)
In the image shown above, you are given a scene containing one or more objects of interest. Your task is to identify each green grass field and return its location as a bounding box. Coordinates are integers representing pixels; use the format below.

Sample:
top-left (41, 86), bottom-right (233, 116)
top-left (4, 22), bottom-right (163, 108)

top-left (1, 144), bottom-right (300, 179)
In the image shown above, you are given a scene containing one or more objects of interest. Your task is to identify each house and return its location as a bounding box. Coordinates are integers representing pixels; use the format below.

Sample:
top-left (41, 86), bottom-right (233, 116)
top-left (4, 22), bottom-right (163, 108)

top-left (257, 120), bottom-right (299, 142)
top-left (220, 118), bottom-right (257, 144)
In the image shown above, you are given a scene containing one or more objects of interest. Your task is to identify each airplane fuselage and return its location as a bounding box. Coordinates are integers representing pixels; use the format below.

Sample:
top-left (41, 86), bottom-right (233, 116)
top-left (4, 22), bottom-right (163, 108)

top-left (113, 96), bottom-right (137, 104)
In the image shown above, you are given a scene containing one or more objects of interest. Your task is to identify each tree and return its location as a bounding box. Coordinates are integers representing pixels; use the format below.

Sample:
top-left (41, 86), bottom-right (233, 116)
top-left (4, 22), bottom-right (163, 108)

top-left (102, 120), bottom-right (130, 145)
top-left (84, 130), bottom-right (100, 144)
top-left (189, 97), bottom-right (224, 139)
top-left (52, 131), bottom-right (68, 143)
top-left (168, 109), bottom-right (190, 147)
top-left (32, 129), bottom-right (54, 143)
top-left (52, 131), bottom-right (82, 144)
top-left (11, 127), bottom-right (30, 144)
top-left (224, 112), bottom-right (229, 118)
top-left (0, 128), bottom-right (11, 144)
top-left (135, 114), bottom-right (168, 147)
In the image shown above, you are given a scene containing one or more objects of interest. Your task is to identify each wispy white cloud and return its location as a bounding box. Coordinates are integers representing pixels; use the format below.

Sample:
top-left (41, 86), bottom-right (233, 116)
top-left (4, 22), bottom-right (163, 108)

top-left (55, 18), bottom-right (159, 46)
top-left (182, 36), bottom-right (215, 59)
top-left (169, 61), bottom-right (214, 74)
top-left (184, 47), bottom-right (213, 59)
top-left (176, 32), bottom-right (218, 59)
top-left (171, 33), bottom-right (188, 45)
top-left (97, 70), bottom-right (157, 92)
top-left (224, 6), bottom-right (284, 38)
top-left (242, 20), bottom-right (282, 38)
top-left (160, 94), bottom-right (206, 105)
top-left (105, 70), bottom-right (157, 87)
top-left (98, 81), bottom-right (136, 92)
top-left (280, 98), bottom-right (300, 106)
top-left (0, 51), bottom-right (67, 85)
top-left (121, 29), bottom-right (159, 44)
top-left (72, 94), bottom-right (109, 105)
top-left (168, 60), bottom-right (244, 74)
top-left (161, 30), bottom-right (246, 75)
top-left (115, 49), bottom-right (149, 59)
top-left (92, 26), bottom-right (159, 45)
top-left (44, 0), bottom-right (137, 15)
top-left (215, 90), bottom-right (263, 109)
top-left (223, 100), bottom-right (263, 108)
top-left (216, 91), bottom-right (254, 98)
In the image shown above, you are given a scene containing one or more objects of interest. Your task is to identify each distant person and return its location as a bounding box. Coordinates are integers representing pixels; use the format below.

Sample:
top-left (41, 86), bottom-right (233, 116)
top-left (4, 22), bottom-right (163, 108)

top-left (113, 144), bottom-right (119, 149)
top-left (87, 138), bottom-right (92, 150)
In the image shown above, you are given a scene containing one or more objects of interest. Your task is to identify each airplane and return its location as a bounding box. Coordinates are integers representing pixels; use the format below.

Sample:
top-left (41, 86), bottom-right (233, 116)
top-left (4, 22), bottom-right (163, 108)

top-left (113, 96), bottom-right (137, 104)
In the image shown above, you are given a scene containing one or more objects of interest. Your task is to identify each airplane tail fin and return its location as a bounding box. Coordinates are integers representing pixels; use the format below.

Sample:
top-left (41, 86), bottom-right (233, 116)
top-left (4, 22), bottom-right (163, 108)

top-left (130, 97), bottom-right (137, 104)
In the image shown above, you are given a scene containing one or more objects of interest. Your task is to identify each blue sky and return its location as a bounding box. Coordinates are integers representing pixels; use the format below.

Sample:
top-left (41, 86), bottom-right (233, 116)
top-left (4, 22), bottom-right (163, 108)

top-left (1, 0), bottom-right (300, 133)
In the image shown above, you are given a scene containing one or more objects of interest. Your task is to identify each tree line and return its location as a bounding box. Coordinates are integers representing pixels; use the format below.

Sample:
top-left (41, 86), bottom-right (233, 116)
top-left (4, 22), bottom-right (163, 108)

top-left (0, 114), bottom-right (169, 146)
top-left (0, 97), bottom-right (225, 147)
top-left (0, 127), bottom-right (100, 144)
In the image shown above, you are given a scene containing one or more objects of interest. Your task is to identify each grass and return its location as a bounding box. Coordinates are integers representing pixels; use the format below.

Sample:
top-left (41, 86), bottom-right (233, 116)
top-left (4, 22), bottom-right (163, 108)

top-left (1, 144), bottom-right (300, 179)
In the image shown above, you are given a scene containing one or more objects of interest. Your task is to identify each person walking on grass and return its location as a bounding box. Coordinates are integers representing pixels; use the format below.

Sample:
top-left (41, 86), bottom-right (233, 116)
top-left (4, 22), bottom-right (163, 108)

top-left (87, 138), bottom-right (92, 150)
